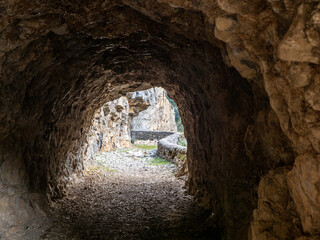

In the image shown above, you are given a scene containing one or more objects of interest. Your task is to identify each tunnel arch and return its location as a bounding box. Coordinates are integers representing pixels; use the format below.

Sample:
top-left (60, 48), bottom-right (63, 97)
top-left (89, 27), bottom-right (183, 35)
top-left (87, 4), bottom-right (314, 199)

top-left (2, 1), bottom-right (318, 239)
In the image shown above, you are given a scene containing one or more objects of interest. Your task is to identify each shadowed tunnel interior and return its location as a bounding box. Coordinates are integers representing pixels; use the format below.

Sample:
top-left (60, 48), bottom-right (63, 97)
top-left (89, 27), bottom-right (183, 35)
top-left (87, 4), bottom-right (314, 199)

top-left (1, 1), bottom-right (320, 240)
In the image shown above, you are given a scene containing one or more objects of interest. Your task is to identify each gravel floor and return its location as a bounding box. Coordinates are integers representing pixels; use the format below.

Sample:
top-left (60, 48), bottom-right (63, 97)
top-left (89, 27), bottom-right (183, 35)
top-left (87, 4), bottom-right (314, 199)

top-left (41, 147), bottom-right (218, 240)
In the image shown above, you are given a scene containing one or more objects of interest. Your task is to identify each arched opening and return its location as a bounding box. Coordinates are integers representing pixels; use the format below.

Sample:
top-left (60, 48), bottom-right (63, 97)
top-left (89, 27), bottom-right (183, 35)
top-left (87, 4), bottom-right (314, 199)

top-left (0, 29), bottom-right (257, 238)
top-left (45, 87), bottom-right (208, 239)
top-left (1, 1), bottom-right (318, 240)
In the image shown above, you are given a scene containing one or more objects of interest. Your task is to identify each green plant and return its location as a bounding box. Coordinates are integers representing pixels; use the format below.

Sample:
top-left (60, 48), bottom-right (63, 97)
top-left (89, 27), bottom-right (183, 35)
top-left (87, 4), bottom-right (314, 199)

top-left (103, 166), bottom-right (116, 172)
top-left (177, 154), bottom-right (186, 161)
top-left (134, 144), bottom-right (157, 150)
top-left (87, 164), bottom-right (116, 173)
top-left (116, 148), bottom-right (130, 153)
top-left (165, 93), bottom-right (184, 132)
top-left (148, 157), bottom-right (170, 165)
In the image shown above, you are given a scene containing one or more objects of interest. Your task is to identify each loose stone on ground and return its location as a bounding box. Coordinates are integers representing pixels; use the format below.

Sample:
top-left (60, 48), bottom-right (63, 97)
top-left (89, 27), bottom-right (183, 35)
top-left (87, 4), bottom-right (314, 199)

top-left (43, 147), bottom-right (216, 239)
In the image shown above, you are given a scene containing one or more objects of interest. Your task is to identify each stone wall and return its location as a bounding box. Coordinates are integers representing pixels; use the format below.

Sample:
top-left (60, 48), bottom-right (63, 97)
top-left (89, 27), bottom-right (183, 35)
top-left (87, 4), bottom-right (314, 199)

top-left (158, 133), bottom-right (187, 176)
top-left (131, 131), bottom-right (175, 141)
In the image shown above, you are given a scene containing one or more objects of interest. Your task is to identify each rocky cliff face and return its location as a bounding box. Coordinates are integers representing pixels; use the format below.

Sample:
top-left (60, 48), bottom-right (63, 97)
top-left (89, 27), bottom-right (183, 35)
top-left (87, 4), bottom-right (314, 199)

top-left (129, 87), bottom-right (177, 132)
top-left (0, 1), bottom-right (319, 239)
top-left (85, 87), bottom-right (176, 163)
top-left (85, 96), bottom-right (132, 163)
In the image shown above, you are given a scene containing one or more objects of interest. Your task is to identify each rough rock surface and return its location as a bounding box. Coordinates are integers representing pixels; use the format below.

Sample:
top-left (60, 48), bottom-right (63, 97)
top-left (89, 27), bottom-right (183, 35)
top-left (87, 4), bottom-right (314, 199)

top-left (0, 0), bottom-right (319, 239)
top-left (85, 96), bottom-right (132, 163)
top-left (251, 168), bottom-right (302, 240)
top-left (129, 87), bottom-right (177, 131)
top-left (287, 153), bottom-right (320, 235)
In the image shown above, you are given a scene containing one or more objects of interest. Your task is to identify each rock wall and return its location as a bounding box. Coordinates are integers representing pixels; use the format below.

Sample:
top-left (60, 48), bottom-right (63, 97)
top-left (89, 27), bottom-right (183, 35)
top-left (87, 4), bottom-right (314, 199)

top-left (0, 1), bottom-right (319, 240)
top-left (129, 87), bottom-right (177, 131)
top-left (84, 96), bottom-right (132, 163)
top-left (0, 142), bottom-right (49, 239)
top-left (251, 168), bottom-right (303, 240)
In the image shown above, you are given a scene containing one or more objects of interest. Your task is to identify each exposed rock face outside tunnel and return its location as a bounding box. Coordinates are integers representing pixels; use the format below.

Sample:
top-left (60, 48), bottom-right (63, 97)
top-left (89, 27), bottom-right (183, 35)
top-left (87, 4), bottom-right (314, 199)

top-left (0, 1), bottom-right (319, 239)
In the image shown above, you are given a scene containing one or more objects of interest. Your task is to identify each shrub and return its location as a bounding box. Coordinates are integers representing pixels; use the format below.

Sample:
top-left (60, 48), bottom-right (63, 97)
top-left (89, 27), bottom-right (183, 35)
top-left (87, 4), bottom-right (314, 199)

top-left (165, 93), bottom-right (184, 132)
top-left (177, 154), bottom-right (186, 161)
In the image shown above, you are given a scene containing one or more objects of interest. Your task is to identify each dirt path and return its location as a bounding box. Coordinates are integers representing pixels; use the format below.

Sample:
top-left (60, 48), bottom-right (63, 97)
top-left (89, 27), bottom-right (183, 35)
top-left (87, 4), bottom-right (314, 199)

top-left (42, 147), bottom-right (218, 240)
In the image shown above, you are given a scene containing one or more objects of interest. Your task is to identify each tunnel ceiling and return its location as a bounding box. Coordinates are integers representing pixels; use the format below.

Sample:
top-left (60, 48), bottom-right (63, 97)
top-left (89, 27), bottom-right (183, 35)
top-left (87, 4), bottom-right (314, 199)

top-left (1, 0), bottom-right (320, 240)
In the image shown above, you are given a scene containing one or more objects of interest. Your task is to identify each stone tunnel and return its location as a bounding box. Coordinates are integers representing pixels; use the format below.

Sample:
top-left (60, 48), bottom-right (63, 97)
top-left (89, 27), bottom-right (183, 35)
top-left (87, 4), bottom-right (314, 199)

top-left (0, 0), bottom-right (320, 239)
